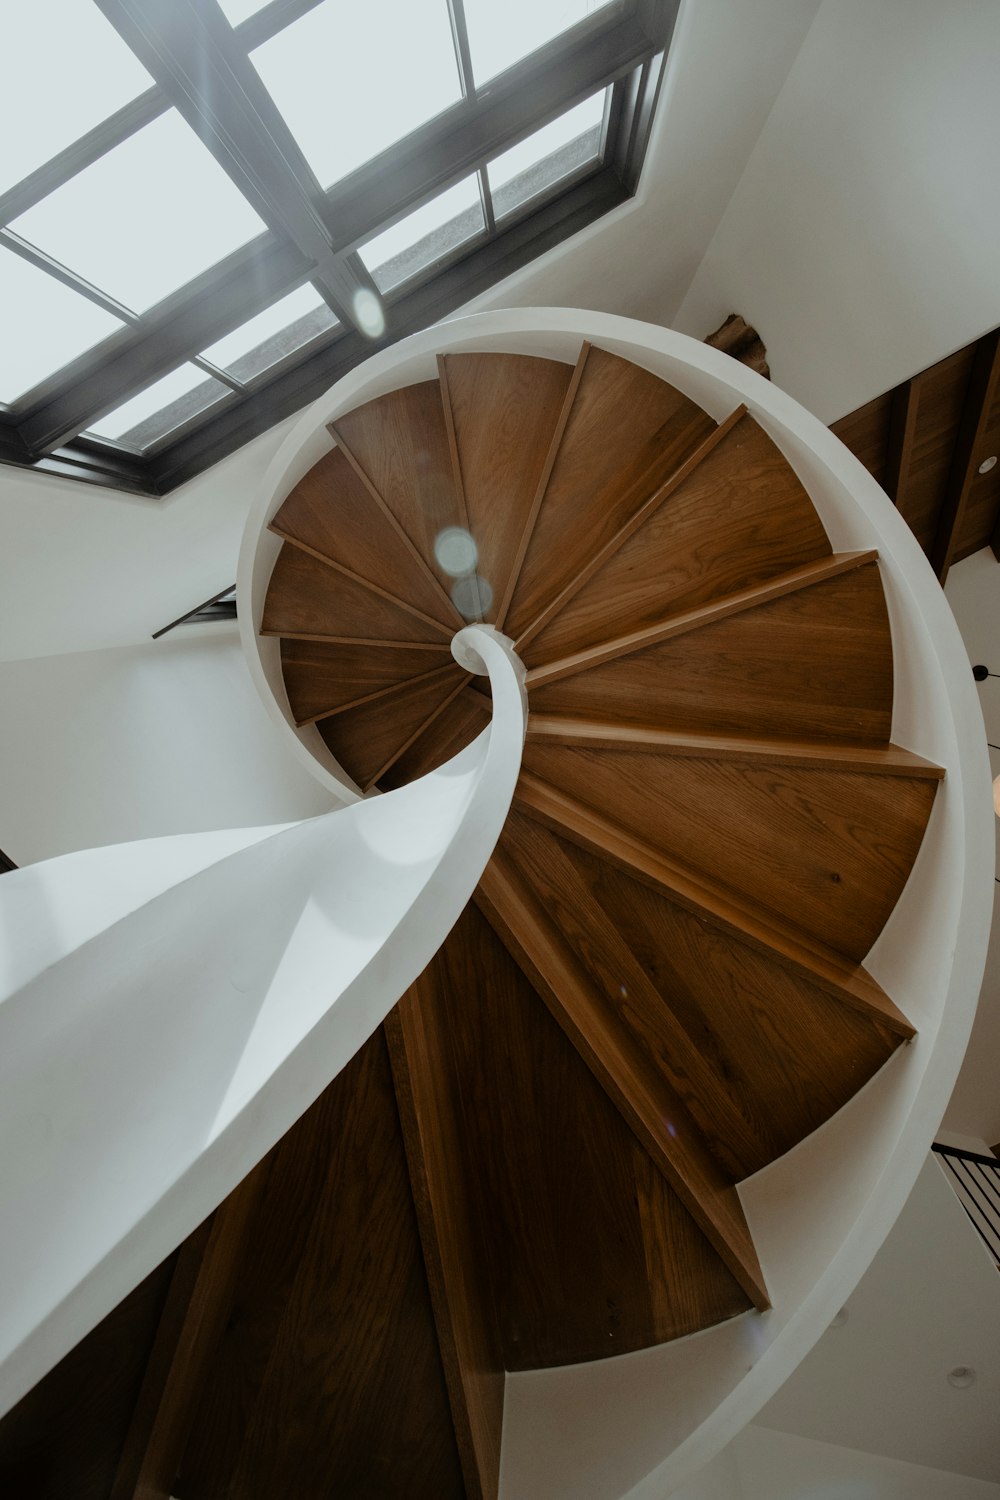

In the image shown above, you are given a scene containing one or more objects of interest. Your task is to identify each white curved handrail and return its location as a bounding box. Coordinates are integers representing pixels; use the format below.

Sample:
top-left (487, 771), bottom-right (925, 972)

top-left (0, 624), bottom-right (524, 1421)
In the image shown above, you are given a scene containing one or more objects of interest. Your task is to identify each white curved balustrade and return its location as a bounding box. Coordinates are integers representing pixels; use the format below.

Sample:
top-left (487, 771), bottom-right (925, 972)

top-left (0, 623), bottom-right (525, 1420)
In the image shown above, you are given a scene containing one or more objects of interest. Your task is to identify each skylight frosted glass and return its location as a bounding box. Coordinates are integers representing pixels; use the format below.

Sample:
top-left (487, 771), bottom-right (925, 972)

top-left (200, 284), bottom-right (338, 383)
top-left (87, 364), bottom-right (228, 448)
top-left (11, 112), bottom-right (268, 314)
top-left (251, 0), bottom-right (462, 190)
top-left (0, 248), bottom-right (125, 405)
top-left (463, 0), bottom-right (615, 84)
top-left (489, 92), bottom-right (605, 218)
top-left (0, 0), bottom-right (154, 197)
top-left (359, 177), bottom-right (484, 293)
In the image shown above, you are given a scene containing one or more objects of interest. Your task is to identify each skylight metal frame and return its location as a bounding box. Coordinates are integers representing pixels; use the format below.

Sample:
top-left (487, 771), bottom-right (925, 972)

top-left (0, 0), bottom-right (678, 496)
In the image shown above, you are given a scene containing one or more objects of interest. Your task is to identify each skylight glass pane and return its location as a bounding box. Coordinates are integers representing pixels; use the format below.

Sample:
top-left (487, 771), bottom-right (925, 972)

top-left (200, 284), bottom-right (338, 383)
top-left (0, 248), bottom-right (125, 405)
top-left (359, 177), bottom-right (484, 293)
top-left (0, 1), bottom-right (154, 196)
top-left (251, 0), bottom-right (462, 190)
top-left (11, 112), bottom-right (268, 314)
top-left (86, 364), bottom-right (229, 449)
top-left (464, 0), bottom-right (615, 84)
top-left (217, 0), bottom-right (271, 23)
top-left (489, 92), bottom-right (605, 219)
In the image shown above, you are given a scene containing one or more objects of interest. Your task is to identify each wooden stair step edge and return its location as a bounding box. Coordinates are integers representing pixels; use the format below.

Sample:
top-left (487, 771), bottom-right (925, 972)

top-left (513, 772), bottom-right (915, 1040)
top-left (513, 404), bottom-right (750, 653)
top-left (524, 716), bottom-right (945, 779)
top-left (327, 381), bottom-right (468, 630)
top-left (525, 550), bottom-right (881, 691)
top-left (499, 809), bottom-right (774, 1181)
top-left (500, 345), bottom-right (718, 641)
top-left (475, 845), bottom-right (771, 1312)
top-left (295, 661), bottom-right (458, 728)
top-left (385, 992), bottom-right (504, 1500)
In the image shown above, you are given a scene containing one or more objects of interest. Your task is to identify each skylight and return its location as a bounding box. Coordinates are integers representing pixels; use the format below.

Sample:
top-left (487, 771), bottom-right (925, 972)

top-left (0, 0), bottom-right (673, 494)
top-left (250, 0), bottom-right (463, 191)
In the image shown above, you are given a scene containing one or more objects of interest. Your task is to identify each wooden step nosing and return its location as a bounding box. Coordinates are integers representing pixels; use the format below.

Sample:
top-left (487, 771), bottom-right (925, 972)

top-left (296, 662), bottom-right (459, 728)
top-left (513, 773), bottom-right (914, 1038)
top-left (525, 716), bottom-right (945, 780)
top-left (514, 404), bottom-right (750, 653)
top-left (326, 419), bottom-right (467, 630)
top-left (363, 673), bottom-right (474, 791)
top-left (261, 630), bottom-right (451, 650)
top-left (493, 342), bottom-right (592, 632)
top-left (475, 857), bottom-right (770, 1311)
top-left (525, 550), bottom-right (881, 691)
top-left (437, 354), bottom-right (485, 623)
top-left (268, 524), bottom-right (454, 638)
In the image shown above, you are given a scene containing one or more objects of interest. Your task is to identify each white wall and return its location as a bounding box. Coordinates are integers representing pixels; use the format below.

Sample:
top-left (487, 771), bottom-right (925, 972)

top-left (674, 0), bottom-right (1000, 421)
top-left (0, 627), bottom-right (333, 865)
top-left (731, 1425), bottom-right (1000, 1500)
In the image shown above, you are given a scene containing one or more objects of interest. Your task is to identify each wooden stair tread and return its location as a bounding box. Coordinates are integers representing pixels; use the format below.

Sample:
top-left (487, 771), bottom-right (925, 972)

top-left (524, 411), bottom-right (832, 663)
top-left (281, 638), bottom-right (453, 725)
top-left (269, 445), bottom-right (456, 628)
top-left (529, 558), bottom-right (894, 743)
top-left (329, 381), bottom-right (467, 617)
top-left (502, 345), bottom-right (716, 638)
top-left (317, 666), bottom-right (467, 791)
top-left (514, 771), bottom-right (914, 1038)
top-left (526, 715), bottom-right (945, 779)
top-left (261, 544), bottom-right (449, 647)
top-left (521, 741), bottom-right (938, 962)
top-left (539, 833), bottom-right (903, 1173)
top-left (378, 685), bottom-right (492, 792)
top-left (440, 352), bottom-right (575, 626)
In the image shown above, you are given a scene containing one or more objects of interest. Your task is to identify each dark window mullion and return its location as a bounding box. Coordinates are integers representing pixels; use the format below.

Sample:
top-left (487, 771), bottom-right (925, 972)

top-left (0, 228), bottom-right (139, 324)
top-left (191, 356), bottom-right (244, 394)
top-left (0, 88), bottom-right (167, 228)
top-left (479, 167), bottom-right (496, 236)
top-left (446, 0), bottom-right (477, 101)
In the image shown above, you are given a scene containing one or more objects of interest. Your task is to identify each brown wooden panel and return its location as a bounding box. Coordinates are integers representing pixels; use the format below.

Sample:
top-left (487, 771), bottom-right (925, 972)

top-left (830, 391), bottom-right (893, 487)
top-left (177, 1035), bottom-right (465, 1500)
top-left (420, 903), bottom-right (752, 1369)
top-left (525, 715), bottom-right (944, 778)
top-left (504, 346), bottom-right (715, 639)
top-left (0, 1255), bottom-right (178, 1500)
top-left (932, 329), bottom-right (1000, 584)
top-left (527, 414), bottom-right (830, 663)
top-left (441, 352), bottom-right (574, 623)
top-left (513, 772), bottom-right (913, 1039)
top-left (270, 445), bottom-right (455, 627)
top-left (540, 835), bottom-right (900, 1172)
top-left (317, 665), bottom-right (467, 790)
top-left (529, 561), bottom-right (894, 743)
top-left (477, 848), bottom-right (769, 1310)
top-left (330, 381), bottom-right (466, 606)
top-left (378, 683), bottom-right (492, 791)
top-left (386, 991), bottom-right (505, 1500)
top-left (960, 389), bottom-right (1000, 559)
top-left (520, 743), bottom-right (936, 962)
top-left (262, 544), bottom-right (448, 645)
top-left (897, 344), bottom-right (977, 554)
top-left (498, 809), bottom-right (773, 1181)
top-left (280, 637), bottom-right (453, 724)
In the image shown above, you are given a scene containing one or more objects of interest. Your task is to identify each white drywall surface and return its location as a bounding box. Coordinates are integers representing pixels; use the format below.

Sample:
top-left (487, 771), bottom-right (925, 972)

top-left (0, 629), bottom-right (334, 865)
top-left (731, 1425), bottom-right (1000, 1500)
top-left (674, 0), bottom-right (1000, 421)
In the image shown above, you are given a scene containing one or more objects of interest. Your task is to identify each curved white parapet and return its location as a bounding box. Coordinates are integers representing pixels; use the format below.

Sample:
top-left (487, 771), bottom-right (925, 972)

top-left (0, 623), bottom-right (525, 1422)
top-left (235, 309), bottom-right (993, 1500)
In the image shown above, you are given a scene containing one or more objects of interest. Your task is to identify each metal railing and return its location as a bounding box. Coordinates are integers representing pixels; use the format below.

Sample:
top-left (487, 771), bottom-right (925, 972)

top-left (932, 1143), bottom-right (1000, 1264)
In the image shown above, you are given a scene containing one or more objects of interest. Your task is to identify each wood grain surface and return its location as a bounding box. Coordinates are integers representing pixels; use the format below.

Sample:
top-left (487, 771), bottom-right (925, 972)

top-left (529, 560), bottom-right (894, 744)
top-left (176, 1034), bottom-right (466, 1500)
top-left (477, 848), bottom-right (770, 1311)
top-left (280, 637), bottom-right (453, 724)
top-left (521, 741), bottom-right (937, 961)
top-left (317, 663), bottom-right (467, 790)
top-left (268, 444), bottom-right (456, 627)
top-left (503, 346), bottom-right (715, 639)
top-left (441, 352), bottom-right (574, 625)
top-left (262, 543), bottom-right (448, 645)
top-left (525, 412), bottom-right (831, 662)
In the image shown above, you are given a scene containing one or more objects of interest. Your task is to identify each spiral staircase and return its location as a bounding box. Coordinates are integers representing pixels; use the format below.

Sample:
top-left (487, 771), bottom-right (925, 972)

top-left (0, 314), bottom-right (990, 1500)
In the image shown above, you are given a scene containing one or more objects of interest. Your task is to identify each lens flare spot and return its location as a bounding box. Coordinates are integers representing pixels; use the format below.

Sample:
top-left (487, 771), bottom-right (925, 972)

top-left (435, 526), bottom-right (478, 577)
top-left (352, 288), bottom-right (386, 339)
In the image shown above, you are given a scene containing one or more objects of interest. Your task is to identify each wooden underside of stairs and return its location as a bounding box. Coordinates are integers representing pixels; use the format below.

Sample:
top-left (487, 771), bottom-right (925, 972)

top-left (0, 343), bottom-right (942, 1500)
